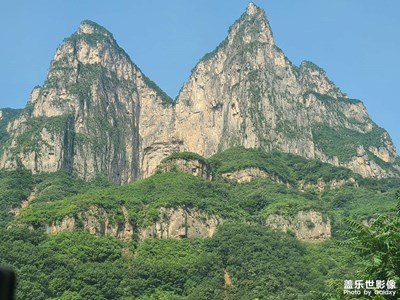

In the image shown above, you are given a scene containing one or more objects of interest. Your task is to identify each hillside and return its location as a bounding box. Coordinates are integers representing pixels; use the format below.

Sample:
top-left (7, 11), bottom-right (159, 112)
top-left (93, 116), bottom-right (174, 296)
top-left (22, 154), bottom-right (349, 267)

top-left (1, 147), bottom-right (399, 298)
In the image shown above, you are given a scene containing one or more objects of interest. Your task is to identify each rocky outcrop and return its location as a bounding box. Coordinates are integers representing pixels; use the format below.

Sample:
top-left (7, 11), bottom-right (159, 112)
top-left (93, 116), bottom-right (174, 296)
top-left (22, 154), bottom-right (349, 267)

top-left (172, 3), bottom-right (398, 178)
top-left (176, 3), bottom-right (397, 177)
top-left (44, 205), bottom-right (134, 241)
top-left (11, 189), bottom-right (37, 217)
top-left (222, 168), bottom-right (269, 183)
top-left (78, 206), bottom-right (134, 241)
top-left (140, 207), bottom-right (222, 239)
top-left (265, 210), bottom-right (331, 241)
top-left (157, 158), bottom-right (212, 179)
top-left (41, 206), bottom-right (221, 241)
top-left (299, 61), bottom-right (346, 99)
top-left (45, 216), bottom-right (76, 234)
top-left (298, 177), bottom-right (358, 192)
top-left (221, 166), bottom-right (358, 191)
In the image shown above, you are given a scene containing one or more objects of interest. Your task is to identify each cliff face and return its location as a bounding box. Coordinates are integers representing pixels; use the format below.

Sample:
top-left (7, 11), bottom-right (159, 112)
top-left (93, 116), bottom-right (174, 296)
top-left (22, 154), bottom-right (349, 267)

top-left (0, 4), bottom-right (398, 180)
top-left (36, 206), bottom-right (221, 241)
top-left (31, 205), bottom-right (329, 242)
top-left (265, 210), bottom-right (331, 241)
top-left (140, 207), bottom-right (221, 239)
top-left (45, 205), bottom-right (134, 241)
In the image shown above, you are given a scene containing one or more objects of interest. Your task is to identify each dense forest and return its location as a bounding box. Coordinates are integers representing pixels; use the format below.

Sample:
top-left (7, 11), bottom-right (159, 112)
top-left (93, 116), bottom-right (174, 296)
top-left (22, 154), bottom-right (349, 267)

top-left (0, 147), bottom-right (399, 299)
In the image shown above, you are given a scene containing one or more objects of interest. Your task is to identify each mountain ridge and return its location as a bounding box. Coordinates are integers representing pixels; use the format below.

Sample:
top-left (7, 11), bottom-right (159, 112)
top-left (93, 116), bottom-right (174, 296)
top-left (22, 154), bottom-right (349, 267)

top-left (0, 3), bottom-right (398, 182)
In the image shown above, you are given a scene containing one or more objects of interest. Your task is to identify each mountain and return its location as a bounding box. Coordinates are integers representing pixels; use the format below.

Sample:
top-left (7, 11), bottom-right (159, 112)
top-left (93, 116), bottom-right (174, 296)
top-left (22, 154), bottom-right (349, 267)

top-left (173, 3), bottom-right (399, 178)
top-left (0, 21), bottom-right (175, 183)
top-left (0, 3), bottom-right (398, 182)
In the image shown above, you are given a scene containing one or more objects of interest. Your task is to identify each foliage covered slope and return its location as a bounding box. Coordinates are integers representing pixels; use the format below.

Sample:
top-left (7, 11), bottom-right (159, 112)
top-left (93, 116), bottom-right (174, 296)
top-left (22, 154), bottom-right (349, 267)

top-left (0, 147), bottom-right (399, 299)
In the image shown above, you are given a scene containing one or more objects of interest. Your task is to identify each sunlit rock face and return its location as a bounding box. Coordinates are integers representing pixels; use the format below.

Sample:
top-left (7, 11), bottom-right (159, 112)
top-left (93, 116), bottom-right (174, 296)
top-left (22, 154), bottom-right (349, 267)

top-left (266, 210), bottom-right (331, 241)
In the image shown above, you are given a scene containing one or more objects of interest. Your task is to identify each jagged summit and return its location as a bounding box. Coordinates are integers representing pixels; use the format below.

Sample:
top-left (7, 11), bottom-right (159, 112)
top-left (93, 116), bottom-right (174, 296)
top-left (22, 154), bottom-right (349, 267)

top-left (77, 20), bottom-right (113, 37)
top-left (228, 2), bottom-right (274, 46)
top-left (60, 20), bottom-right (119, 52)
top-left (246, 2), bottom-right (258, 15)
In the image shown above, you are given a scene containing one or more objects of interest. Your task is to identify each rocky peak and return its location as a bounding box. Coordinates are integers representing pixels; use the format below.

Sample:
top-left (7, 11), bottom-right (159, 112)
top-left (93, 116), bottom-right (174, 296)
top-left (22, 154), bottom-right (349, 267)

top-left (175, 3), bottom-right (311, 160)
top-left (76, 20), bottom-right (113, 37)
top-left (228, 2), bottom-right (274, 47)
top-left (265, 210), bottom-right (331, 242)
top-left (246, 2), bottom-right (257, 15)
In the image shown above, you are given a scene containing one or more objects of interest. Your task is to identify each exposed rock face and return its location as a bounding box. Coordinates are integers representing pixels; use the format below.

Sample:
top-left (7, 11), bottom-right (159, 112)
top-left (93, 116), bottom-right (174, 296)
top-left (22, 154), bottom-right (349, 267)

top-left (78, 205), bottom-right (134, 241)
top-left (45, 217), bottom-right (76, 235)
top-left (157, 158), bottom-right (212, 179)
top-left (0, 4), bottom-right (398, 180)
top-left (222, 167), bottom-right (268, 183)
top-left (175, 3), bottom-right (314, 160)
top-left (298, 177), bottom-right (359, 192)
top-left (41, 206), bottom-right (221, 241)
top-left (140, 207), bottom-right (222, 239)
top-left (265, 210), bottom-right (331, 241)
top-left (44, 205), bottom-right (134, 241)
top-left (222, 167), bottom-right (358, 191)
top-left (11, 189), bottom-right (37, 217)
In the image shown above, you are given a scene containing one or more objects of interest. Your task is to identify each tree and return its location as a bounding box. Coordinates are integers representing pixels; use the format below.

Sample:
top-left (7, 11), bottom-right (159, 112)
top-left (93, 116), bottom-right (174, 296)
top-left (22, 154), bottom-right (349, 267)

top-left (337, 191), bottom-right (400, 299)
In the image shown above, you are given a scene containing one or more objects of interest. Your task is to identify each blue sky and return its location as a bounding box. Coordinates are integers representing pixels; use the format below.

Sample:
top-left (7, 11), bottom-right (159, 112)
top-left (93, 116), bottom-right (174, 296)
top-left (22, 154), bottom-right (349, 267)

top-left (0, 1), bottom-right (399, 150)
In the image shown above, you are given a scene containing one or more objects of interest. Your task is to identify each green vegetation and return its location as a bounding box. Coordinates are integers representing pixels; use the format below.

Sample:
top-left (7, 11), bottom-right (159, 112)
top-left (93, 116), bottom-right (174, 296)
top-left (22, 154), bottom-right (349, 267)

top-left (0, 108), bottom-right (23, 144)
top-left (312, 124), bottom-right (387, 162)
top-left (67, 31), bottom-right (113, 47)
top-left (33, 171), bottom-right (113, 204)
top-left (300, 60), bottom-right (327, 74)
top-left (0, 147), bottom-right (399, 299)
top-left (0, 169), bottom-right (33, 227)
top-left (160, 151), bottom-right (209, 167)
top-left (141, 73), bottom-right (174, 106)
top-left (17, 172), bottom-right (235, 226)
top-left (0, 224), bottom-right (360, 300)
top-left (304, 91), bottom-right (361, 105)
top-left (64, 20), bottom-right (114, 48)
top-left (62, 20), bottom-right (173, 107)
top-left (80, 20), bottom-right (113, 36)
top-left (0, 170), bottom-right (113, 227)
top-left (197, 38), bottom-right (228, 64)
top-left (194, 3), bottom-right (267, 68)
top-left (12, 114), bottom-right (72, 153)
top-left (209, 147), bottom-right (356, 185)
top-left (340, 192), bottom-right (400, 282)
